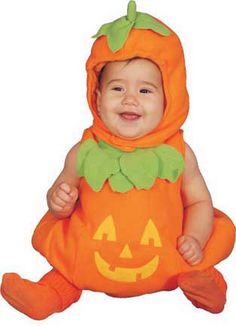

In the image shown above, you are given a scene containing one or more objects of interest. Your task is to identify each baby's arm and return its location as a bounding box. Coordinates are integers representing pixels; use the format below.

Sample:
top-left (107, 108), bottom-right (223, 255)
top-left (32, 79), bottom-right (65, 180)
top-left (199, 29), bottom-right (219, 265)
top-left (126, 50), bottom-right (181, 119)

top-left (47, 142), bottom-right (81, 219)
top-left (178, 143), bottom-right (214, 265)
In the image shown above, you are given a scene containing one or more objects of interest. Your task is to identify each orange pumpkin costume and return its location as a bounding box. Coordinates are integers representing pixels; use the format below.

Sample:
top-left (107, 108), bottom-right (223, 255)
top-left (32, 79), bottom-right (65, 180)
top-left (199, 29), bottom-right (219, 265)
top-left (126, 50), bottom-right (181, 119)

top-left (1, 1), bottom-right (235, 319)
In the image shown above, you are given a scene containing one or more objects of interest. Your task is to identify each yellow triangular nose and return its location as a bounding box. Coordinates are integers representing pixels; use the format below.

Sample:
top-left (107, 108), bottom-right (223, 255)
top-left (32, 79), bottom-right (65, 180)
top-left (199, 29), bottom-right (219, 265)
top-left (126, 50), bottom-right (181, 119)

top-left (119, 244), bottom-right (133, 258)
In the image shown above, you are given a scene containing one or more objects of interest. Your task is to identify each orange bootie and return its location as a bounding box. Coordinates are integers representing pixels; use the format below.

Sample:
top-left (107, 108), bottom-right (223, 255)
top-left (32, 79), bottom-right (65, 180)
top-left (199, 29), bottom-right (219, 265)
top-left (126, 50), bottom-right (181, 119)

top-left (178, 267), bottom-right (227, 314)
top-left (1, 269), bottom-right (82, 320)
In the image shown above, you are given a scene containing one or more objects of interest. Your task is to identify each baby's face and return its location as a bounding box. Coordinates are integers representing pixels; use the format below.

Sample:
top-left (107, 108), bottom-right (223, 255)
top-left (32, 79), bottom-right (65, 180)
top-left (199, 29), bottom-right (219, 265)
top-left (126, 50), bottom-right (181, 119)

top-left (96, 58), bottom-right (164, 139)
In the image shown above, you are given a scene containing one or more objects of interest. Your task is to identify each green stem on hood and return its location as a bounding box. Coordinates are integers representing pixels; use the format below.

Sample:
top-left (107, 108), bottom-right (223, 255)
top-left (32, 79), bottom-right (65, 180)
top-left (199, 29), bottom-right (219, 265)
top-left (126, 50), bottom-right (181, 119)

top-left (92, 0), bottom-right (171, 53)
top-left (127, 1), bottom-right (137, 22)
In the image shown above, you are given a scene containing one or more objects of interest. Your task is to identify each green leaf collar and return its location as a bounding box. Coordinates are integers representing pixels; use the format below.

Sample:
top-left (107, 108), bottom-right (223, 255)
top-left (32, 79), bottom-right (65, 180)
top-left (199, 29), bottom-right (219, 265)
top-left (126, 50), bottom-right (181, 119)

top-left (92, 1), bottom-right (171, 52)
top-left (76, 139), bottom-right (185, 193)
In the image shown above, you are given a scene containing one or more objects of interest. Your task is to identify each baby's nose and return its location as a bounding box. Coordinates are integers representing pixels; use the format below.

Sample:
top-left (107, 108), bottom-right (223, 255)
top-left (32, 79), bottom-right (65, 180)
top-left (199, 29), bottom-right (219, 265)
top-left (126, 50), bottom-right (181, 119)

top-left (121, 93), bottom-right (139, 106)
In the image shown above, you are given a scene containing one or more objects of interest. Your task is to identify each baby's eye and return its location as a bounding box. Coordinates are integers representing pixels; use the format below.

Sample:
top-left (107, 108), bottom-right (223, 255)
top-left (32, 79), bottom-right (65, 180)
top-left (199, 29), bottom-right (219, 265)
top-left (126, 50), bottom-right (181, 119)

top-left (112, 86), bottom-right (124, 92)
top-left (140, 88), bottom-right (152, 94)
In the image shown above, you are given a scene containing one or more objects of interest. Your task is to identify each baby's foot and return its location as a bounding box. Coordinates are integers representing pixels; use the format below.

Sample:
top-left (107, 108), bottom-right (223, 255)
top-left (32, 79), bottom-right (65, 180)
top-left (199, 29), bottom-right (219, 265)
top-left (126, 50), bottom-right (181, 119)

top-left (178, 268), bottom-right (226, 313)
top-left (1, 273), bottom-right (62, 320)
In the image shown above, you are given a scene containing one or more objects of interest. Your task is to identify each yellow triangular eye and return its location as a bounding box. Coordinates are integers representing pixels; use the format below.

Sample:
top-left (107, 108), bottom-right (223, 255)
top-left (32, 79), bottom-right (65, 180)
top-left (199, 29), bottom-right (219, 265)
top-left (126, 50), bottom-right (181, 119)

top-left (93, 215), bottom-right (117, 241)
top-left (140, 219), bottom-right (162, 247)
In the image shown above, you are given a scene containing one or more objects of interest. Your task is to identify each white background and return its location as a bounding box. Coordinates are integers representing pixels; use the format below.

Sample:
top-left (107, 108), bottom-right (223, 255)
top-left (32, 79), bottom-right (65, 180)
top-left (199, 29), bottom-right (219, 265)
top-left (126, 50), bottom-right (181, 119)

top-left (0, 0), bottom-right (235, 325)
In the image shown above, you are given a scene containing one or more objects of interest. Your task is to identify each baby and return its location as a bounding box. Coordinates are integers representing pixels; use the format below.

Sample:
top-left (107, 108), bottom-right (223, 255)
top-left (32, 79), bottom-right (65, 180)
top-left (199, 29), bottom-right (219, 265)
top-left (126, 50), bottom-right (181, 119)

top-left (1, 0), bottom-right (235, 320)
top-left (49, 57), bottom-right (212, 265)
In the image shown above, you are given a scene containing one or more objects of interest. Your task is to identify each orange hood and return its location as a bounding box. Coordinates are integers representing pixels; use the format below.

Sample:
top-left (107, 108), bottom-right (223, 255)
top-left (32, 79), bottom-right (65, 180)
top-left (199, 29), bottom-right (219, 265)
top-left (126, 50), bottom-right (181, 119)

top-left (85, 2), bottom-right (189, 151)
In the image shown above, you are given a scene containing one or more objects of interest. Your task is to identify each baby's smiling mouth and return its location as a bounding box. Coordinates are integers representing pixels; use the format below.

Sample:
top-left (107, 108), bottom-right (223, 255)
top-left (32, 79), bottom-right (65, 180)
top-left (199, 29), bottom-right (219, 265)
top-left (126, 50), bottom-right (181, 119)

top-left (119, 111), bottom-right (142, 121)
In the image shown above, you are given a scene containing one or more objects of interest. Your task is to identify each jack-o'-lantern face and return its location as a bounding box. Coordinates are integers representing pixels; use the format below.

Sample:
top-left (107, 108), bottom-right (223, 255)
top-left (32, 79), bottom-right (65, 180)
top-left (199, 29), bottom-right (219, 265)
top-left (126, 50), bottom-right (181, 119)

top-left (93, 215), bottom-right (162, 283)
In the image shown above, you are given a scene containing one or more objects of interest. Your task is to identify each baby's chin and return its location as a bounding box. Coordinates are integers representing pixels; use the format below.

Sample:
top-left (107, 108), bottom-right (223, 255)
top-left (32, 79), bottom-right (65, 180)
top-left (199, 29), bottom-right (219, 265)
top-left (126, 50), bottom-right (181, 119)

top-left (112, 124), bottom-right (161, 140)
top-left (111, 128), bottom-right (149, 140)
top-left (101, 118), bottom-right (160, 140)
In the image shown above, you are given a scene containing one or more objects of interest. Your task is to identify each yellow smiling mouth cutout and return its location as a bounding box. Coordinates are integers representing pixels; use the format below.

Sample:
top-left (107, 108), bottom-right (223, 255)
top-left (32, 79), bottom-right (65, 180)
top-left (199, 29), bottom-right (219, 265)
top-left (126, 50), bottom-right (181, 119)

top-left (94, 251), bottom-right (159, 283)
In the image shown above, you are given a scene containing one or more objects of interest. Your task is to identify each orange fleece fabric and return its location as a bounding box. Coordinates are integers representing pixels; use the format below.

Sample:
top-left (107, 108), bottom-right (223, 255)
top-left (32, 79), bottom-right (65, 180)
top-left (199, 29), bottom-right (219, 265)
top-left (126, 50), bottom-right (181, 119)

top-left (32, 11), bottom-right (235, 297)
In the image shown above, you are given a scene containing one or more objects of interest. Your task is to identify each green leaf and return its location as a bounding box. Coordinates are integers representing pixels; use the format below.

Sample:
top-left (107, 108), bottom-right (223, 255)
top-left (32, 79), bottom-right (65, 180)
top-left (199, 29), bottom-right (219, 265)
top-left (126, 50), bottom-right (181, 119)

top-left (134, 13), bottom-right (171, 36)
top-left (120, 149), bottom-right (159, 189)
top-left (109, 171), bottom-right (134, 193)
top-left (152, 145), bottom-right (185, 182)
top-left (92, 22), bottom-right (113, 39)
top-left (76, 139), bottom-right (97, 176)
top-left (77, 139), bottom-right (185, 193)
top-left (98, 140), bottom-right (124, 159)
top-left (91, 2), bottom-right (171, 52)
top-left (107, 16), bottom-right (134, 52)
top-left (84, 146), bottom-right (120, 191)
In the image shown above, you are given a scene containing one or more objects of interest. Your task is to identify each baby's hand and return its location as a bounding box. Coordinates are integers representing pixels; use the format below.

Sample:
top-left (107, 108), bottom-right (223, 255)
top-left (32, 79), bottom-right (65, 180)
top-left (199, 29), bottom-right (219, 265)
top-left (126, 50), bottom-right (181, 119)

top-left (49, 182), bottom-right (79, 218)
top-left (177, 235), bottom-right (203, 265)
